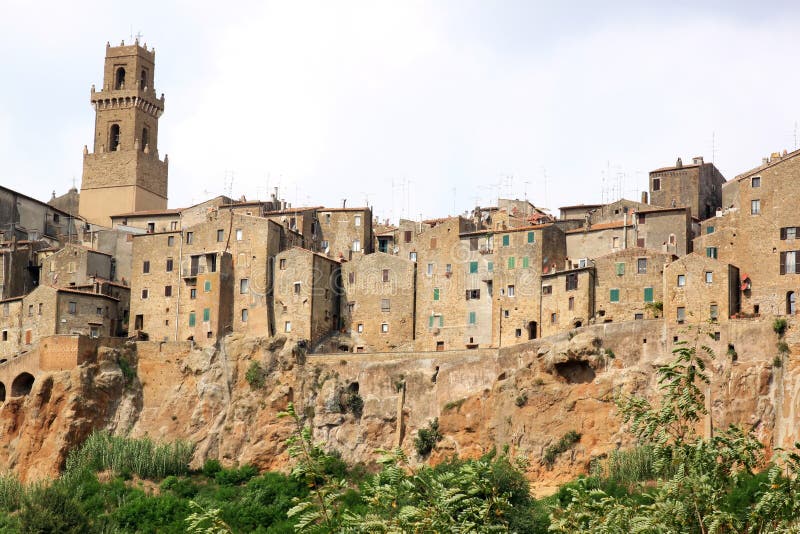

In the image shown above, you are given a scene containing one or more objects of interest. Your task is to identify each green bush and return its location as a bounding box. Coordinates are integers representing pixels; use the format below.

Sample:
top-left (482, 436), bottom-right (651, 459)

top-left (778, 340), bottom-right (790, 354)
top-left (215, 464), bottom-right (259, 486)
top-left (245, 360), bottom-right (266, 389)
top-left (202, 458), bottom-right (222, 479)
top-left (414, 418), bottom-right (443, 457)
top-left (774, 317), bottom-right (788, 336)
top-left (774, 355), bottom-right (783, 368)
top-left (542, 430), bottom-right (581, 468)
top-left (341, 392), bottom-right (364, 418)
top-left (515, 393), bottom-right (528, 407)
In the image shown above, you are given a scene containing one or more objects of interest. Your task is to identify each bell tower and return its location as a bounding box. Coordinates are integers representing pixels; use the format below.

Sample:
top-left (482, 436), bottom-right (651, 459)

top-left (79, 39), bottom-right (169, 227)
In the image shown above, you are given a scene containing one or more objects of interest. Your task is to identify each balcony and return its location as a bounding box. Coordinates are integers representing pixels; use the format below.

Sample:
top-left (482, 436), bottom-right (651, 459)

top-left (182, 265), bottom-right (206, 279)
top-left (479, 247), bottom-right (494, 255)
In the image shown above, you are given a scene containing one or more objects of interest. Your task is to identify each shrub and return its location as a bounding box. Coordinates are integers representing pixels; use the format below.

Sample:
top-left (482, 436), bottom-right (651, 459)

top-left (215, 465), bottom-right (259, 486)
top-left (414, 418), bottom-right (443, 457)
top-left (443, 398), bottom-right (466, 412)
top-left (515, 394), bottom-right (528, 407)
top-left (341, 392), bottom-right (364, 418)
top-left (245, 361), bottom-right (266, 389)
top-left (542, 430), bottom-right (581, 468)
top-left (774, 355), bottom-right (783, 368)
top-left (202, 459), bottom-right (222, 478)
top-left (778, 341), bottom-right (790, 355)
top-left (118, 356), bottom-right (136, 382)
top-left (774, 317), bottom-right (788, 336)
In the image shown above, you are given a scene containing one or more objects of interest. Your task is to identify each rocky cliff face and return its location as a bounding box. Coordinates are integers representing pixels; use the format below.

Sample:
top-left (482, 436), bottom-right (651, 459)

top-left (0, 318), bottom-right (795, 492)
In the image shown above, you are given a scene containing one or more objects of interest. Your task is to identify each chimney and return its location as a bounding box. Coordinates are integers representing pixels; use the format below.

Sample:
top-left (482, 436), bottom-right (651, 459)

top-left (692, 156), bottom-right (704, 165)
top-left (641, 191), bottom-right (649, 204)
top-left (676, 157), bottom-right (683, 168)
top-left (342, 199), bottom-right (347, 208)
top-left (762, 157), bottom-right (769, 165)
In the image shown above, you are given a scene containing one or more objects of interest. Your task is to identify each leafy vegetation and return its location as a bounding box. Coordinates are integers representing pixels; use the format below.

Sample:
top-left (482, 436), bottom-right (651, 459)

top-left (413, 418), bottom-right (443, 457)
top-left (542, 430), bottom-right (581, 468)
top-left (245, 360), bottom-right (266, 389)
top-left (774, 317), bottom-right (788, 336)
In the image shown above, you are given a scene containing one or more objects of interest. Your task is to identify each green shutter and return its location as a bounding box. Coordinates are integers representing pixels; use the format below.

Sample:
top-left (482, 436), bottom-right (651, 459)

top-left (469, 261), bottom-right (478, 273)
top-left (203, 308), bottom-right (210, 321)
top-left (706, 247), bottom-right (717, 259)
top-left (615, 262), bottom-right (625, 276)
top-left (610, 289), bottom-right (620, 303)
top-left (487, 262), bottom-right (493, 272)
top-left (428, 315), bottom-right (434, 328)
top-left (706, 226), bottom-right (715, 234)
top-left (502, 235), bottom-right (509, 247)
top-left (439, 315), bottom-right (444, 327)
top-left (188, 312), bottom-right (196, 327)
top-left (522, 256), bottom-right (529, 269)
top-left (644, 287), bottom-right (654, 302)
top-left (527, 231), bottom-right (534, 243)
top-left (433, 288), bottom-right (440, 301)
top-left (204, 280), bottom-right (211, 292)
top-left (508, 257), bottom-right (515, 269)
top-left (469, 311), bottom-right (476, 324)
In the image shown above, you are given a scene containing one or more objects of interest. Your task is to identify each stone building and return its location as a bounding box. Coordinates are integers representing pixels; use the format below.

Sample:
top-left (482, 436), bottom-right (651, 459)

top-left (649, 156), bottom-right (726, 221)
top-left (593, 248), bottom-right (675, 323)
top-left (0, 240), bottom-right (46, 300)
top-left (340, 253), bottom-right (416, 352)
top-left (0, 186), bottom-right (77, 243)
top-left (0, 285), bottom-right (121, 360)
top-left (39, 244), bottom-right (113, 288)
top-left (663, 253), bottom-right (740, 326)
top-left (273, 247), bottom-right (340, 347)
top-left (692, 150), bottom-right (800, 316)
top-left (263, 206), bottom-right (322, 251)
top-left (79, 40), bottom-right (169, 227)
top-left (316, 207), bottom-right (373, 261)
top-left (129, 211), bottom-right (293, 344)
top-left (540, 266), bottom-right (595, 337)
top-left (459, 229), bottom-right (496, 348)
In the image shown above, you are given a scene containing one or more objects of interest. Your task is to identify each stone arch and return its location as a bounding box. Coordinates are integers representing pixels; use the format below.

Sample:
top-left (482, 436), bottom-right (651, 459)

top-left (11, 372), bottom-right (34, 397)
top-left (788, 291), bottom-right (796, 315)
top-left (115, 67), bottom-right (126, 89)
top-left (109, 124), bottom-right (120, 151)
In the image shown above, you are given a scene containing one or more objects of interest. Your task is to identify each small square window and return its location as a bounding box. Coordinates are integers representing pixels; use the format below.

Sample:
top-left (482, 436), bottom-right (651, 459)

top-left (357, 323), bottom-right (364, 333)
top-left (542, 285), bottom-right (552, 295)
top-left (705, 271), bottom-right (713, 283)
top-left (706, 247), bottom-right (718, 259)
top-left (502, 235), bottom-right (510, 247)
top-left (166, 258), bottom-right (174, 272)
top-left (186, 232), bottom-right (194, 244)
top-left (142, 260), bottom-right (150, 274)
top-left (190, 288), bottom-right (197, 299)
top-left (677, 274), bottom-right (686, 287)
top-left (383, 269), bottom-right (390, 282)
top-left (167, 235), bottom-right (174, 247)
top-left (217, 229), bottom-right (224, 242)
top-left (752, 176), bottom-right (761, 188)
top-left (279, 258), bottom-right (287, 270)
top-left (634, 313), bottom-right (644, 320)
top-left (165, 285), bottom-right (172, 297)
top-left (381, 323), bottom-right (389, 333)
top-left (409, 252), bottom-right (417, 262)
top-left (294, 282), bottom-right (301, 295)
top-left (610, 288), bottom-right (620, 302)
top-left (241, 309), bottom-right (248, 322)
top-left (507, 285), bottom-right (515, 297)
top-left (236, 229), bottom-right (243, 241)
top-left (285, 321), bottom-right (292, 333)
top-left (141, 289), bottom-right (149, 299)
top-left (240, 279), bottom-right (249, 294)
top-left (68, 301), bottom-right (77, 314)
top-left (469, 261), bottom-right (478, 274)
top-left (637, 258), bottom-right (647, 274)
top-left (381, 299), bottom-right (390, 312)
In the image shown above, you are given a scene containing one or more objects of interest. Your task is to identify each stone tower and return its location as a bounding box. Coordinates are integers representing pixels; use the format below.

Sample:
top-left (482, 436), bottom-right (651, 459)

top-left (79, 40), bottom-right (168, 227)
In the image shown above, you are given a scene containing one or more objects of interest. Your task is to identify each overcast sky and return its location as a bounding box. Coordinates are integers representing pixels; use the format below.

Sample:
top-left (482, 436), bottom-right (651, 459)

top-left (2, 1), bottom-right (800, 222)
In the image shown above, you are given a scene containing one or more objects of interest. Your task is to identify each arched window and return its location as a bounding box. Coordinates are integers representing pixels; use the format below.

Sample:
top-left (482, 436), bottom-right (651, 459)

top-left (115, 67), bottom-right (126, 89)
top-left (788, 291), bottom-right (796, 315)
top-left (141, 127), bottom-right (149, 151)
top-left (109, 124), bottom-right (120, 151)
top-left (140, 69), bottom-right (147, 90)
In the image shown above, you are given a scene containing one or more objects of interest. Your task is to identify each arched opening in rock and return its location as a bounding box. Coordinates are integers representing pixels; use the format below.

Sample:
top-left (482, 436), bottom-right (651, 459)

top-left (347, 382), bottom-right (359, 394)
top-left (554, 360), bottom-right (595, 384)
top-left (11, 372), bottom-right (34, 397)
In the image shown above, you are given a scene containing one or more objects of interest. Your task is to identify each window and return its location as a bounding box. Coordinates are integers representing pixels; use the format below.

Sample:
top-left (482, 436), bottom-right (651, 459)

top-left (185, 232), bottom-right (193, 244)
top-left (279, 258), bottom-right (287, 270)
top-left (167, 235), bottom-right (175, 247)
top-left (542, 285), bottom-right (552, 295)
top-left (141, 289), bottom-right (149, 299)
top-left (170, 221), bottom-right (178, 231)
top-left (446, 263), bottom-right (452, 274)
top-left (751, 199), bottom-right (760, 215)
top-left (487, 261), bottom-right (494, 272)
top-left (610, 289), bottom-right (620, 302)
top-left (430, 237), bottom-right (437, 249)
top-left (166, 258), bottom-right (173, 272)
top-left (236, 229), bottom-right (243, 241)
top-left (706, 247), bottom-right (717, 259)
top-left (38, 303), bottom-right (42, 315)
top-left (677, 307), bottom-right (686, 323)
top-left (109, 123), bottom-right (121, 150)
top-left (612, 236), bottom-right (620, 248)
top-left (568, 296), bottom-right (574, 310)
top-left (357, 323), bottom-right (364, 333)
top-left (404, 231), bottom-right (412, 243)
top-left (637, 258), bottom-right (647, 274)
top-left (428, 315), bottom-right (434, 328)
top-left (427, 263), bottom-right (434, 276)
top-left (203, 308), bottom-right (210, 321)
top-left (652, 177), bottom-right (661, 191)
top-left (285, 321), bottom-right (292, 333)
top-left (710, 304), bottom-right (719, 321)
top-left (217, 229), bottom-right (224, 242)
top-left (190, 288), bottom-right (196, 299)
top-left (507, 285), bottom-right (515, 297)
top-left (27, 305), bottom-right (32, 317)
top-left (780, 251), bottom-right (800, 274)
top-left (551, 312), bottom-right (557, 324)
top-left (502, 235), bottom-right (510, 247)
top-left (352, 239), bottom-right (361, 252)
top-left (293, 282), bottom-right (301, 295)
top-left (409, 252), bottom-right (417, 262)
top-left (381, 323), bottom-right (388, 333)
top-left (382, 269), bottom-right (389, 282)
top-left (634, 313), bottom-right (644, 320)
top-left (638, 213), bottom-right (646, 224)
top-left (469, 261), bottom-right (478, 274)
top-left (240, 279), bottom-right (249, 294)
top-left (348, 272), bottom-right (355, 284)
top-left (469, 238), bottom-right (478, 251)
top-left (706, 226), bottom-right (715, 234)
top-left (320, 240), bottom-right (329, 250)
top-left (68, 301), bottom-right (77, 314)
top-left (433, 288), bottom-right (440, 301)
top-left (465, 289), bottom-right (480, 300)
top-left (522, 257), bottom-right (529, 269)
top-left (615, 262), bottom-right (625, 276)
top-left (566, 273), bottom-right (578, 291)
top-left (381, 299), bottom-right (390, 312)
top-left (165, 285), bottom-right (172, 297)
top-left (188, 312), bottom-right (196, 327)
top-left (644, 287), bottom-right (654, 302)
top-left (527, 231), bottom-right (535, 243)
top-left (752, 176), bottom-right (761, 187)
top-left (677, 274), bottom-right (686, 287)
top-left (508, 257), bottom-right (515, 269)
top-left (354, 215), bottom-right (362, 227)
top-left (468, 311), bottom-right (476, 325)
top-left (781, 227), bottom-right (799, 240)
top-left (204, 280), bottom-right (212, 292)
top-left (241, 309), bottom-right (248, 322)
top-left (1, 331), bottom-right (6, 341)
top-left (503, 309), bottom-right (510, 318)
top-left (705, 271), bottom-right (713, 283)
top-left (143, 260), bottom-right (150, 274)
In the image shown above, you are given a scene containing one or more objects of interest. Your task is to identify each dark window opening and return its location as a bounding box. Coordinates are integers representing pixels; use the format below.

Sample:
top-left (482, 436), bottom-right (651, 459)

top-left (527, 321), bottom-right (537, 340)
top-left (140, 69), bottom-right (147, 90)
top-left (141, 127), bottom-right (149, 151)
top-left (115, 67), bottom-right (126, 89)
top-left (134, 314), bottom-right (143, 330)
top-left (109, 124), bottom-right (120, 151)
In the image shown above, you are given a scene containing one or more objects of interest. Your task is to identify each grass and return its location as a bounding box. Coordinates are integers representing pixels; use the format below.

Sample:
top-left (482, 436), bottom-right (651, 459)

top-left (443, 398), bottom-right (466, 412)
top-left (245, 361), bottom-right (266, 389)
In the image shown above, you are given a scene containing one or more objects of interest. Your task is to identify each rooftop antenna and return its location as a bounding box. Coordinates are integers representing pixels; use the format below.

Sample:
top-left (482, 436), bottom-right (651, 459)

top-left (542, 168), bottom-right (549, 209)
top-left (523, 180), bottom-right (530, 201)
top-left (711, 131), bottom-right (716, 163)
